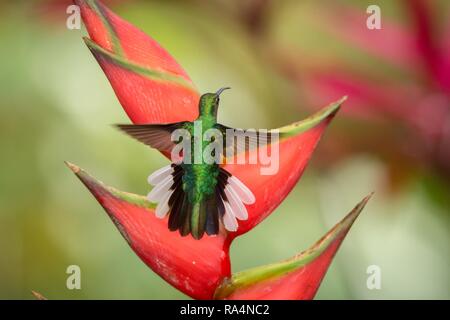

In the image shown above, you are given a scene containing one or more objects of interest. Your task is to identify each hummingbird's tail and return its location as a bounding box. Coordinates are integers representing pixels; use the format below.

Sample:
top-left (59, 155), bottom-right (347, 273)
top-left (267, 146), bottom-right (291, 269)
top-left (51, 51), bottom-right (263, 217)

top-left (215, 168), bottom-right (256, 233)
top-left (147, 164), bottom-right (255, 239)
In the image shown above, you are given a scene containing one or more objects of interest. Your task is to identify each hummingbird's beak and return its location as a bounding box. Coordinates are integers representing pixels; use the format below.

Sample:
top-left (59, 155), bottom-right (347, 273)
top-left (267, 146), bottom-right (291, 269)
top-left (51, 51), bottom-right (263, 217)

top-left (215, 87), bottom-right (231, 96)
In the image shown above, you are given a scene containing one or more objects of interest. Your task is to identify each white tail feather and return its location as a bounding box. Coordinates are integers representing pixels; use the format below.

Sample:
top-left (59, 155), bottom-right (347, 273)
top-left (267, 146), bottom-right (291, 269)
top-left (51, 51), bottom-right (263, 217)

top-left (228, 176), bottom-right (255, 204)
top-left (147, 164), bottom-right (173, 186)
top-left (147, 174), bottom-right (173, 203)
top-left (155, 190), bottom-right (173, 218)
top-left (223, 200), bottom-right (238, 232)
top-left (224, 186), bottom-right (248, 220)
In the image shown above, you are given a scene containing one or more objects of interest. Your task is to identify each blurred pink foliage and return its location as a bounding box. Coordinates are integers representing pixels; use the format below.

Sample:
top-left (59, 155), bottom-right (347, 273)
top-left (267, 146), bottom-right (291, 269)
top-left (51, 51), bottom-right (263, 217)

top-left (281, 0), bottom-right (450, 180)
top-left (33, 0), bottom-right (128, 23)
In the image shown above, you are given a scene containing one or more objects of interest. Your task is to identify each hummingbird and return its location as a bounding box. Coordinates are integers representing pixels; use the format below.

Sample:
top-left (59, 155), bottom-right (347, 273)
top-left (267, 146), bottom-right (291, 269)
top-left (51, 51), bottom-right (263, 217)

top-left (116, 87), bottom-right (270, 240)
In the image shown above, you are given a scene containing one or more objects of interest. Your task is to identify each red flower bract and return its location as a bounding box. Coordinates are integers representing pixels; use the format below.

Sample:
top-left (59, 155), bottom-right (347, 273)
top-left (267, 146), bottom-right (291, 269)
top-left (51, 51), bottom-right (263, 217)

top-left (75, 0), bottom-right (199, 124)
top-left (66, 162), bottom-right (230, 299)
top-left (68, 0), bottom-right (370, 300)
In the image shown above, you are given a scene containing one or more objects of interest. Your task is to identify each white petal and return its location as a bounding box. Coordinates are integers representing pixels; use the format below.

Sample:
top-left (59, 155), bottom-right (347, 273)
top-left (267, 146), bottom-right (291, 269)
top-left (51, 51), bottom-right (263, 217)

top-left (224, 186), bottom-right (248, 220)
top-left (223, 200), bottom-right (238, 232)
top-left (228, 176), bottom-right (255, 204)
top-left (147, 165), bottom-right (173, 186)
top-left (155, 191), bottom-right (173, 218)
top-left (147, 175), bottom-right (173, 203)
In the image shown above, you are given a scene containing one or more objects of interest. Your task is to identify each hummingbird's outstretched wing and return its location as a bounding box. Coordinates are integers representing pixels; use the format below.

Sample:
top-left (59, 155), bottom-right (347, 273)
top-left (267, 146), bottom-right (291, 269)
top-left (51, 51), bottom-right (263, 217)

top-left (215, 124), bottom-right (278, 159)
top-left (116, 122), bottom-right (187, 152)
top-left (147, 163), bottom-right (255, 239)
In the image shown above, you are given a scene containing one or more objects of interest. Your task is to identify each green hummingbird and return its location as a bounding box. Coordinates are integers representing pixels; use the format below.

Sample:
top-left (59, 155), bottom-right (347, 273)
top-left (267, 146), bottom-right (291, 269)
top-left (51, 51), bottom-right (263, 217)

top-left (117, 87), bottom-right (268, 239)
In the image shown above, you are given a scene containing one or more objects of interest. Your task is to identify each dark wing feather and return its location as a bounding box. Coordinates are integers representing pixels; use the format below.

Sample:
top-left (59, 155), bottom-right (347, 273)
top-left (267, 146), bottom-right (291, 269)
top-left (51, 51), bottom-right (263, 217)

top-left (116, 122), bottom-right (187, 152)
top-left (165, 164), bottom-right (193, 237)
top-left (168, 185), bottom-right (184, 231)
top-left (215, 124), bottom-right (276, 159)
top-left (205, 195), bottom-right (219, 236)
top-left (180, 203), bottom-right (192, 237)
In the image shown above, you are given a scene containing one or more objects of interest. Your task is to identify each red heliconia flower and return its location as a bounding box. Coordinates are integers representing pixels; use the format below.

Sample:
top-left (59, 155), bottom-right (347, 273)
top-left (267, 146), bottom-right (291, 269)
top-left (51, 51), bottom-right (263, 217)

top-left (67, 0), bottom-right (370, 300)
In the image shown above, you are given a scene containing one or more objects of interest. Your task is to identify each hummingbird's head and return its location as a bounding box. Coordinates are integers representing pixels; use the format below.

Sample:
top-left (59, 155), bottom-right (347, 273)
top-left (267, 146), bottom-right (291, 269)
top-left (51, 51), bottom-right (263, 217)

top-left (199, 87), bottom-right (231, 117)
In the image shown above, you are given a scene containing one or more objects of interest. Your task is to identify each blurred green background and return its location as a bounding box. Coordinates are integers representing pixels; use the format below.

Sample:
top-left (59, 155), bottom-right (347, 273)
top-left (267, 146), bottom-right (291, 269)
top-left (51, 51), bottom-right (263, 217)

top-left (0, 0), bottom-right (449, 299)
